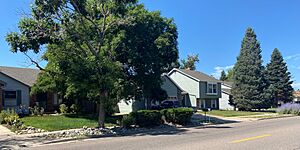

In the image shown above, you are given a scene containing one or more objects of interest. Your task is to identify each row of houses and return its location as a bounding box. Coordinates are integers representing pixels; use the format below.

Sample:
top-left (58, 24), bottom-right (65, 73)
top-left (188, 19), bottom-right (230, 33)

top-left (2, 66), bottom-right (298, 113)
top-left (118, 68), bottom-right (234, 114)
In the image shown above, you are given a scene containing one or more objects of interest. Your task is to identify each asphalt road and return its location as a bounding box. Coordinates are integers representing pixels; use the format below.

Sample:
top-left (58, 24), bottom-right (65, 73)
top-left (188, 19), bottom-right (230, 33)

top-left (28, 117), bottom-right (300, 150)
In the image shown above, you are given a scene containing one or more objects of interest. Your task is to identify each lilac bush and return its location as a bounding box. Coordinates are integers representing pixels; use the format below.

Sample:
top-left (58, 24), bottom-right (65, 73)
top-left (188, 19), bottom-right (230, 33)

top-left (276, 103), bottom-right (300, 115)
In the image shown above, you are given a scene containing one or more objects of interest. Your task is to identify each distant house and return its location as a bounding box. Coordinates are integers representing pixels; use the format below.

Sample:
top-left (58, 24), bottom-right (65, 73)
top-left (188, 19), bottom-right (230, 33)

top-left (0, 66), bottom-right (58, 112)
top-left (293, 90), bottom-right (300, 103)
top-left (220, 82), bottom-right (234, 110)
top-left (117, 74), bottom-right (186, 114)
top-left (168, 68), bottom-right (222, 109)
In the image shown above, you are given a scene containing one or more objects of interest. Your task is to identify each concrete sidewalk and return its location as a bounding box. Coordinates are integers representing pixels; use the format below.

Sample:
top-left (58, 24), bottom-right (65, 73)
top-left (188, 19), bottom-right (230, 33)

top-left (0, 125), bottom-right (14, 138)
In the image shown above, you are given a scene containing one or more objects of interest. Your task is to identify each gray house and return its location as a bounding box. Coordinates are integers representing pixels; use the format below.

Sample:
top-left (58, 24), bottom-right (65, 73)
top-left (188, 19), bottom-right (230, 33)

top-left (168, 68), bottom-right (222, 109)
top-left (220, 82), bottom-right (234, 110)
top-left (117, 74), bottom-right (185, 114)
top-left (0, 66), bottom-right (58, 112)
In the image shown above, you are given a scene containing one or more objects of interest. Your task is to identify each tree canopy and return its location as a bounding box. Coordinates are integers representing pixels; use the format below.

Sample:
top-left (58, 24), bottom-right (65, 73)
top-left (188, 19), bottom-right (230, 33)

top-left (6, 0), bottom-right (178, 127)
top-left (231, 28), bottom-right (266, 110)
top-left (265, 48), bottom-right (294, 106)
top-left (180, 54), bottom-right (199, 70)
top-left (220, 70), bottom-right (227, 81)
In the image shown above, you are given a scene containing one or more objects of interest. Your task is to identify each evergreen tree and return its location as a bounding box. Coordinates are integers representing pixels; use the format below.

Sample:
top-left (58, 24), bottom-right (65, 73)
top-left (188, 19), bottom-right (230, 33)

top-left (226, 68), bottom-right (234, 81)
top-left (220, 70), bottom-right (227, 81)
top-left (232, 28), bottom-right (266, 110)
top-left (265, 48), bottom-right (294, 106)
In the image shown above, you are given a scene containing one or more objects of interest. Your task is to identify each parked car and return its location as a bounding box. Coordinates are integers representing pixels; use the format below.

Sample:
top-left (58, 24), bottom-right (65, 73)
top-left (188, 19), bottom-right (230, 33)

top-left (160, 100), bottom-right (180, 109)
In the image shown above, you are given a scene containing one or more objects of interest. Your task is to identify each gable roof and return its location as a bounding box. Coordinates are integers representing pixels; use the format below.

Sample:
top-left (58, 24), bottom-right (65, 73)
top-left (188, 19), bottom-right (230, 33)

top-left (0, 66), bottom-right (40, 87)
top-left (222, 81), bottom-right (233, 88)
top-left (168, 68), bottom-right (220, 82)
top-left (162, 74), bottom-right (185, 92)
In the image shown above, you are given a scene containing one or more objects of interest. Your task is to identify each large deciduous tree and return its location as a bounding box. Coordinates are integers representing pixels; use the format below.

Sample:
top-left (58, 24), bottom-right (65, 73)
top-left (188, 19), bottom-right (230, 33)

top-left (180, 54), bottom-right (199, 70)
top-left (231, 28), bottom-right (266, 110)
top-left (6, 0), bottom-right (178, 128)
top-left (265, 48), bottom-right (294, 106)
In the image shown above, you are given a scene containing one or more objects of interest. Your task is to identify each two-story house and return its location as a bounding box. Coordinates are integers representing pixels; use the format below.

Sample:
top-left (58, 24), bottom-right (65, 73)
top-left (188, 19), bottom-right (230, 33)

top-left (168, 68), bottom-right (222, 110)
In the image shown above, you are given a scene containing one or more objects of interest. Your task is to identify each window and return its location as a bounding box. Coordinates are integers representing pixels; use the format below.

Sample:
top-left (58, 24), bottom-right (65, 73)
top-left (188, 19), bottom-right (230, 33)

top-left (4, 91), bottom-right (17, 99)
top-left (207, 83), bottom-right (218, 95)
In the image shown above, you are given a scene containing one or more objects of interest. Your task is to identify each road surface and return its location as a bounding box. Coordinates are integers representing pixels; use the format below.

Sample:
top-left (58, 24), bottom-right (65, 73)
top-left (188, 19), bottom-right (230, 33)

top-left (28, 116), bottom-right (300, 150)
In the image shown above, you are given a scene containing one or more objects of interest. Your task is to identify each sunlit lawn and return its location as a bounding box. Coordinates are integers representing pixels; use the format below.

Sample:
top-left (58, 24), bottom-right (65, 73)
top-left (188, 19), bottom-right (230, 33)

top-left (199, 110), bottom-right (275, 117)
top-left (21, 114), bottom-right (117, 131)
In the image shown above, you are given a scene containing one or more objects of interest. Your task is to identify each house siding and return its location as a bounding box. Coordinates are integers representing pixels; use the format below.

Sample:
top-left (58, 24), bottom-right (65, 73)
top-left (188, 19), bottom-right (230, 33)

top-left (199, 81), bottom-right (221, 99)
top-left (161, 76), bottom-right (179, 99)
top-left (220, 92), bottom-right (234, 110)
top-left (168, 71), bottom-right (199, 107)
top-left (0, 73), bottom-right (30, 108)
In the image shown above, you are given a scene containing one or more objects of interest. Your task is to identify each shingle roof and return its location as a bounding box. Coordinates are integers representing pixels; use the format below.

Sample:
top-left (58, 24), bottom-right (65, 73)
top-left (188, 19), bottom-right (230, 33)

top-left (222, 81), bottom-right (233, 87)
top-left (175, 69), bottom-right (220, 82)
top-left (294, 90), bottom-right (300, 98)
top-left (0, 66), bottom-right (40, 87)
top-left (222, 89), bottom-right (231, 95)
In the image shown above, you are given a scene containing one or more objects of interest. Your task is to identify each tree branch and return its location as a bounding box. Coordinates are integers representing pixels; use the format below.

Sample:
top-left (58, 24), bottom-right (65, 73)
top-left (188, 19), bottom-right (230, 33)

top-left (23, 52), bottom-right (45, 71)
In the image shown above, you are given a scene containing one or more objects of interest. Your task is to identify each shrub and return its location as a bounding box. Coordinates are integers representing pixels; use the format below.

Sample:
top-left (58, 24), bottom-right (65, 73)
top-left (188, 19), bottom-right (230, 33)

top-left (0, 109), bottom-right (20, 125)
top-left (277, 103), bottom-right (300, 115)
top-left (59, 104), bottom-right (68, 114)
top-left (121, 115), bottom-right (135, 128)
top-left (29, 106), bottom-right (44, 116)
top-left (70, 104), bottom-right (80, 114)
top-left (0, 110), bottom-right (9, 124)
top-left (162, 108), bottom-right (194, 125)
top-left (130, 110), bottom-right (162, 128)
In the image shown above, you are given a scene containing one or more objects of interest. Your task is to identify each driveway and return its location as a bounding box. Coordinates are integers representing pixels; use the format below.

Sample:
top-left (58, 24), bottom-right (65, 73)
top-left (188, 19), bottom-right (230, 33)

top-left (27, 116), bottom-right (300, 150)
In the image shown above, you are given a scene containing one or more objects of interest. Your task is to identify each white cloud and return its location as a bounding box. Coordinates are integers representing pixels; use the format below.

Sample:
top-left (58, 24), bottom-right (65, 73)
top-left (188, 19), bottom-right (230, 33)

top-left (211, 65), bottom-right (234, 79)
top-left (285, 54), bottom-right (300, 61)
top-left (293, 83), bottom-right (300, 90)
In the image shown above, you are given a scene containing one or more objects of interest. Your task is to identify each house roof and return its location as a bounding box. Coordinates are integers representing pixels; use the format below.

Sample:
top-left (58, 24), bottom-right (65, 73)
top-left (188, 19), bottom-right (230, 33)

top-left (222, 81), bottom-right (233, 88)
top-left (294, 90), bottom-right (300, 98)
top-left (0, 66), bottom-right (40, 87)
top-left (222, 89), bottom-right (231, 95)
top-left (169, 68), bottom-right (220, 82)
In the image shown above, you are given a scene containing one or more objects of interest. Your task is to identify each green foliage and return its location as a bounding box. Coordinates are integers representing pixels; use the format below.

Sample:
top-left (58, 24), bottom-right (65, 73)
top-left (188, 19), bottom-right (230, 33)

top-left (0, 110), bottom-right (9, 124)
top-left (265, 48), bottom-right (294, 106)
top-left (226, 68), bottom-right (234, 81)
top-left (162, 108), bottom-right (194, 125)
top-left (130, 110), bottom-right (162, 128)
top-left (180, 54), bottom-right (199, 70)
top-left (70, 104), bottom-right (80, 114)
top-left (6, 0), bottom-right (178, 128)
top-left (59, 104), bottom-right (68, 114)
top-left (121, 115), bottom-right (136, 128)
top-left (232, 28), bottom-right (266, 110)
top-left (220, 70), bottom-right (227, 81)
top-left (0, 109), bottom-right (21, 128)
top-left (29, 106), bottom-right (45, 116)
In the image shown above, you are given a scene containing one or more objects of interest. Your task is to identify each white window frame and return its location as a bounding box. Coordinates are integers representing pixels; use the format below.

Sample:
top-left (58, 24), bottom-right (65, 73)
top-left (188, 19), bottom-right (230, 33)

top-left (207, 82), bottom-right (218, 95)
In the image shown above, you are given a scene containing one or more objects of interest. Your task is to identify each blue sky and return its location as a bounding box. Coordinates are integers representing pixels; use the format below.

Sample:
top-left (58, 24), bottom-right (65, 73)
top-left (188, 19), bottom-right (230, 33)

top-left (0, 0), bottom-right (300, 89)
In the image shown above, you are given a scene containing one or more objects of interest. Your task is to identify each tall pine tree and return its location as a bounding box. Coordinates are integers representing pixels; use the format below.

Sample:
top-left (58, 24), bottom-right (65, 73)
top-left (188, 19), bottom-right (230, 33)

top-left (220, 70), bottom-right (227, 81)
top-left (265, 48), bottom-right (294, 106)
top-left (232, 28), bottom-right (266, 110)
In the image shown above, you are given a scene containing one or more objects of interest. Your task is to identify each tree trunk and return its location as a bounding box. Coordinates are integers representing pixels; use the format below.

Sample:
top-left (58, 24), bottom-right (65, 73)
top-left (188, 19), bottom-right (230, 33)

top-left (98, 92), bottom-right (106, 128)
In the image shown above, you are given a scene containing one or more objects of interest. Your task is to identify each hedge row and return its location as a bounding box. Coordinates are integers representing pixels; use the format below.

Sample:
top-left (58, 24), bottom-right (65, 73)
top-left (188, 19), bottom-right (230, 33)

top-left (122, 108), bottom-right (194, 128)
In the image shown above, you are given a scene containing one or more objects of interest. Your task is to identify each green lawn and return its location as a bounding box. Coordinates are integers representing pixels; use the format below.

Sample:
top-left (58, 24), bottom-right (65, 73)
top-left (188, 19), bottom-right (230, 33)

top-left (21, 114), bottom-right (117, 131)
top-left (199, 110), bottom-right (275, 117)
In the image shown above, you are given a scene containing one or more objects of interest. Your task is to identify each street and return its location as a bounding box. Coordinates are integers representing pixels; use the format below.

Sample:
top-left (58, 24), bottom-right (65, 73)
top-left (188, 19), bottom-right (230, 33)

top-left (27, 116), bottom-right (300, 150)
